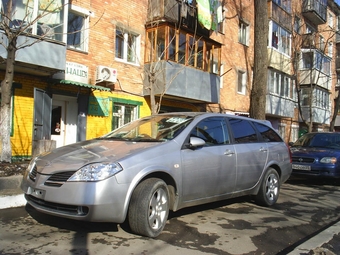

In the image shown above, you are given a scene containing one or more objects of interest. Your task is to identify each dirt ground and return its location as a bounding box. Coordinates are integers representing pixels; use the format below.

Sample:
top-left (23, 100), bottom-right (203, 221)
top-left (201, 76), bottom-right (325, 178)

top-left (0, 161), bottom-right (29, 177)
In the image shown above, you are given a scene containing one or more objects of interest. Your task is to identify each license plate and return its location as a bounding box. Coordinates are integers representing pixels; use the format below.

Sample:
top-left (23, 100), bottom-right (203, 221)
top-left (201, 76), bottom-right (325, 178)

top-left (292, 164), bottom-right (311, 171)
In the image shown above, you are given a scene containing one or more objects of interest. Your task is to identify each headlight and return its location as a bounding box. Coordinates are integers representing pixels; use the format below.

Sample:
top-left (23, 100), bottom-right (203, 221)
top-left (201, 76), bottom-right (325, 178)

top-left (320, 157), bottom-right (337, 164)
top-left (68, 162), bottom-right (123, 182)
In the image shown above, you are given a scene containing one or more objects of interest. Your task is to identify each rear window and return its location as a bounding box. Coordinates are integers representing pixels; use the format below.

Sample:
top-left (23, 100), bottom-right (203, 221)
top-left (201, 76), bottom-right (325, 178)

top-left (228, 118), bottom-right (258, 143)
top-left (253, 122), bottom-right (283, 142)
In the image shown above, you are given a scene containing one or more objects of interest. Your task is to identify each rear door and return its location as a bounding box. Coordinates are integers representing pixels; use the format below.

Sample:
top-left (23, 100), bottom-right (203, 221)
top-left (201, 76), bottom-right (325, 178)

top-left (227, 118), bottom-right (268, 191)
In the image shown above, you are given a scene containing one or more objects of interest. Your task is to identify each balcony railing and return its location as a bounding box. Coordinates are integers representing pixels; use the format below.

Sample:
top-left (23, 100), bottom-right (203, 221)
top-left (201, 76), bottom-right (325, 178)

top-left (302, 0), bottom-right (327, 25)
top-left (143, 61), bottom-right (220, 103)
top-left (267, 1), bottom-right (292, 32)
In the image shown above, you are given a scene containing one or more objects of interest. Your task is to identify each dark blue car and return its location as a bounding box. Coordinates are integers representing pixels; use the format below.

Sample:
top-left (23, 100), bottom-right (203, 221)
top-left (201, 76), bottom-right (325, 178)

top-left (290, 132), bottom-right (340, 178)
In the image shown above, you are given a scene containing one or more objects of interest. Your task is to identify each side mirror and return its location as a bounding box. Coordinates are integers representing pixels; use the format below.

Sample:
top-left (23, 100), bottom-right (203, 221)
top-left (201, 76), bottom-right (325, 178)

top-left (187, 137), bottom-right (205, 149)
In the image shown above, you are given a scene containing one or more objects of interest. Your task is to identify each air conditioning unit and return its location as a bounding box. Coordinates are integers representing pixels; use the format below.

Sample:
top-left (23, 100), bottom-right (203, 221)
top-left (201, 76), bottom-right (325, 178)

top-left (96, 66), bottom-right (117, 83)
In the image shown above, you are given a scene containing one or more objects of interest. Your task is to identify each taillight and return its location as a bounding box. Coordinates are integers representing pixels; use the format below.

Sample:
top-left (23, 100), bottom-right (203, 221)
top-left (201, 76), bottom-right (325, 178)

top-left (286, 144), bottom-right (292, 163)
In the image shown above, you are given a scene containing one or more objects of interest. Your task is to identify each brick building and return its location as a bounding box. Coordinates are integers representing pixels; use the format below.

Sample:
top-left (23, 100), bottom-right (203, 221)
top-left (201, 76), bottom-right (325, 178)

top-left (1, 0), bottom-right (340, 160)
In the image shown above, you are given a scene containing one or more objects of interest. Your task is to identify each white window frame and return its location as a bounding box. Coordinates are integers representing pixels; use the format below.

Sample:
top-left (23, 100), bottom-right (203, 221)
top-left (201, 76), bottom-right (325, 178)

top-left (112, 103), bottom-right (138, 129)
top-left (269, 21), bottom-right (291, 56)
top-left (268, 69), bottom-right (292, 99)
top-left (290, 125), bottom-right (299, 143)
top-left (328, 42), bottom-right (333, 57)
top-left (238, 20), bottom-right (249, 46)
top-left (115, 28), bottom-right (140, 65)
top-left (278, 124), bottom-right (286, 141)
top-left (329, 12), bottom-right (334, 28)
top-left (237, 70), bottom-right (247, 95)
top-left (67, 5), bottom-right (90, 52)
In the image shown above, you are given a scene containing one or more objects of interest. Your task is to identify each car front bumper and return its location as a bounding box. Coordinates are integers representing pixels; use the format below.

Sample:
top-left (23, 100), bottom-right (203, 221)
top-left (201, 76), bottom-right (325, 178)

top-left (21, 172), bottom-right (130, 223)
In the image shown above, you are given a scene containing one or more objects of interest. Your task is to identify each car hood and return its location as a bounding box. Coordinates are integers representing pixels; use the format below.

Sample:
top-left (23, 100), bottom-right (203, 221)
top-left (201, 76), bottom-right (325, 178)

top-left (34, 139), bottom-right (161, 174)
top-left (291, 146), bottom-right (339, 157)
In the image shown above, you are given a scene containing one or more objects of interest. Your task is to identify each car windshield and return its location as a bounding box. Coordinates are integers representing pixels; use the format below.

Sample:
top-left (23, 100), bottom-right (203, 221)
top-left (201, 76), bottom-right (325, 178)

top-left (101, 114), bottom-right (194, 142)
top-left (293, 133), bottom-right (340, 149)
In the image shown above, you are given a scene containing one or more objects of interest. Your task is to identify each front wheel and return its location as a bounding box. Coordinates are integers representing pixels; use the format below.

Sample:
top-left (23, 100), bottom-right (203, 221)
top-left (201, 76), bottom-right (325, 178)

top-left (128, 178), bottom-right (169, 237)
top-left (255, 168), bottom-right (280, 206)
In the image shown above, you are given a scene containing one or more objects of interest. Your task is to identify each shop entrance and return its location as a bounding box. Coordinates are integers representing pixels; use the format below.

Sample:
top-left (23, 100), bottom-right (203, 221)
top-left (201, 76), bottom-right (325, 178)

top-left (51, 95), bottom-right (78, 148)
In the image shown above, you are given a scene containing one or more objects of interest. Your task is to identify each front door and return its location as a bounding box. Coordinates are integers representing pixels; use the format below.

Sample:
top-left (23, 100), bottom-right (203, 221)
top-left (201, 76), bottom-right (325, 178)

top-left (51, 95), bottom-right (78, 148)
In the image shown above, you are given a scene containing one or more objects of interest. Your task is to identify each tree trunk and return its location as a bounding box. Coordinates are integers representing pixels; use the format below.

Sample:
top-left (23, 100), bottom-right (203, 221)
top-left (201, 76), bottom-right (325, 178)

top-left (250, 0), bottom-right (268, 120)
top-left (0, 40), bottom-right (17, 162)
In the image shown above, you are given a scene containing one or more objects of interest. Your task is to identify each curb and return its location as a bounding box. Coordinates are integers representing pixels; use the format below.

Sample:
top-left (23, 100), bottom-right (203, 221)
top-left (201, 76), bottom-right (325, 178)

top-left (0, 175), bottom-right (26, 209)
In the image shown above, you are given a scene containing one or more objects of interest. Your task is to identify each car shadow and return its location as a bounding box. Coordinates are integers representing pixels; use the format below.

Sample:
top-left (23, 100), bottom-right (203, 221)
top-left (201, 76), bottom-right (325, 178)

top-left (287, 176), bottom-right (340, 187)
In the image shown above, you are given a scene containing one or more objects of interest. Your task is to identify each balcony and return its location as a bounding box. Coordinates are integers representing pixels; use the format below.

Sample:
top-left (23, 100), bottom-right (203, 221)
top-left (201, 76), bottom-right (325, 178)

top-left (147, 0), bottom-right (209, 37)
top-left (302, 0), bottom-right (327, 25)
top-left (301, 34), bottom-right (316, 49)
top-left (267, 1), bottom-right (292, 31)
top-left (143, 61), bottom-right (220, 103)
top-left (266, 94), bottom-right (295, 118)
top-left (0, 32), bottom-right (66, 76)
top-left (300, 106), bottom-right (331, 124)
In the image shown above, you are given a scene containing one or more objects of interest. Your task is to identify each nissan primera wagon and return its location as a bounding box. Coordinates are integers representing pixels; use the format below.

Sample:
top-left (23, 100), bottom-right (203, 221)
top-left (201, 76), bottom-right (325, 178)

top-left (21, 112), bottom-right (292, 237)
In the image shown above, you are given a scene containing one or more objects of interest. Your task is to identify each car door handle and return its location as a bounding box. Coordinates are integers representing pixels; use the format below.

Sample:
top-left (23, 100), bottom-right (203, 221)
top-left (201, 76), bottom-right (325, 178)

top-left (260, 147), bottom-right (268, 152)
top-left (224, 150), bottom-right (235, 156)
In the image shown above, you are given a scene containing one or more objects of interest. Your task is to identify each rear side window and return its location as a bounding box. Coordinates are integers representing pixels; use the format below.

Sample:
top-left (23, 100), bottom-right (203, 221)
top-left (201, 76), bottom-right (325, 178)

top-left (228, 118), bottom-right (258, 143)
top-left (253, 122), bottom-right (283, 142)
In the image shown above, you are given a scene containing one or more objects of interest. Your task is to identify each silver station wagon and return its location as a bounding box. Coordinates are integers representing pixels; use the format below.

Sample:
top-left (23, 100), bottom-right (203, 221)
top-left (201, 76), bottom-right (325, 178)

top-left (21, 112), bottom-right (292, 237)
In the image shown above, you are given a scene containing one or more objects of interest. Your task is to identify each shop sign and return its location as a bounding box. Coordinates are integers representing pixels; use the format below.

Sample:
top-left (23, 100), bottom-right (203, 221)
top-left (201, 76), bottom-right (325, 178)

top-left (53, 62), bottom-right (89, 84)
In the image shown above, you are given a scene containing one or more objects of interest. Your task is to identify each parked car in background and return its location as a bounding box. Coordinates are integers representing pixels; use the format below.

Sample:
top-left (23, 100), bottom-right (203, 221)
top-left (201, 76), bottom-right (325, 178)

top-left (21, 112), bottom-right (292, 237)
top-left (290, 132), bottom-right (340, 178)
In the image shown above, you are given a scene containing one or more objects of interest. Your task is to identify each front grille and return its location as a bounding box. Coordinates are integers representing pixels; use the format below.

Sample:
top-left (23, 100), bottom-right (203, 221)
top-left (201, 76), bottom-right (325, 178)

top-left (25, 194), bottom-right (89, 216)
top-left (44, 171), bottom-right (76, 187)
top-left (29, 165), bottom-right (38, 182)
top-left (292, 157), bottom-right (315, 164)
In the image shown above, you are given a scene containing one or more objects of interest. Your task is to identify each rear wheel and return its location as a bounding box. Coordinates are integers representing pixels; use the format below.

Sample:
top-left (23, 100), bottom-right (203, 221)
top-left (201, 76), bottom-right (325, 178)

top-left (255, 168), bottom-right (280, 206)
top-left (128, 178), bottom-right (169, 237)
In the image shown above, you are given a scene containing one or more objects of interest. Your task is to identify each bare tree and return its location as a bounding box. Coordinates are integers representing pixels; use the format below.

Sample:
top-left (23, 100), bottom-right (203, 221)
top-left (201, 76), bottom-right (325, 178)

top-left (250, 0), bottom-right (268, 120)
top-left (0, 0), bottom-right (61, 162)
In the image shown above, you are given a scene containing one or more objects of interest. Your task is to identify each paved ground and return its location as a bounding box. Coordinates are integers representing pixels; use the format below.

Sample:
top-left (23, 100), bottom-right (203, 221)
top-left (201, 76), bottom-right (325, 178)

top-left (0, 174), bottom-right (339, 254)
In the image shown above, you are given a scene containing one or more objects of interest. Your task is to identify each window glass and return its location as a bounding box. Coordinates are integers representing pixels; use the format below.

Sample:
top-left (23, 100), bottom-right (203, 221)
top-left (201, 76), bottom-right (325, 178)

top-left (228, 118), bottom-right (258, 143)
top-left (190, 117), bottom-right (229, 146)
top-left (238, 21), bottom-right (248, 45)
top-left (112, 103), bottom-right (138, 130)
top-left (115, 28), bottom-right (139, 64)
top-left (2, 0), bottom-right (64, 42)
top-left (237, 70), bottom-right (246, 94)
top-left (253, 122), bottom-right (283, 142)
top-left (178, 32), bottom-right (186, 64)
top-left (67, 10), bottom-right (88, 51)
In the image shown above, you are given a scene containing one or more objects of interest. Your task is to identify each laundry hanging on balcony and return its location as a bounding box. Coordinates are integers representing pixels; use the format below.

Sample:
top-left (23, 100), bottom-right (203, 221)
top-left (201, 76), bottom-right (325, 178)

top-left (196, 0), bottom-right (223, 31)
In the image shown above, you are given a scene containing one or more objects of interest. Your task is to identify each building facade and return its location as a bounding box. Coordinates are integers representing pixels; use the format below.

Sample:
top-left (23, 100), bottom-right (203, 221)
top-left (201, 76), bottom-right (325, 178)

top-left (1, 0), bottom-right (340, 160)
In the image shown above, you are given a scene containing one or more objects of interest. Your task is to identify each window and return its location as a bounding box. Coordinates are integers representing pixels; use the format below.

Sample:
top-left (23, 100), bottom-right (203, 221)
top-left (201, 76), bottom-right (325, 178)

top-left (329, 12), bottom-right (334, 28)
top-left (112, 103), bottom-right (138, 130)
top-left (278, 124), bottom-right (286, 141)
top-left (237, 70), bottom-right (247, 95)
top-left (190, 117), bottom-right (229, 146)
top-left (229, 118), bottom-right (258, 143)
top-left (301, 87), bottom-right (330, 109)
top-left (239, 20), bottom-right (249, 46)
top-left (145, 26), bottom-right (221, 74)
top-left (67, 6), bottom-right (89, 51)
top-left (328, 42), bottom-right (333, 57)
top-left (1, 0), bottom-right (64, 42)
top-left (294, 16), bottom-right (300, 34)
top-left (319, 35), bottom-right (325, 51)
top-left (268, 69), bottom-right (292, 98)
top-left (115, 28), bottom-right (140, 64)
top-left (270, 22), bottom-right (291, 56)
top-left (290, 125), bottom-right (299, 143)
top-left (253, 122), bottom-right (282, 142)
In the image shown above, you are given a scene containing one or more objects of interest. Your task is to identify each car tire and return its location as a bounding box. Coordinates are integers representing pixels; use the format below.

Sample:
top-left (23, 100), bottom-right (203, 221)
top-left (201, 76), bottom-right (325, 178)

top-left (255, 168), bottom-right (280, 206)
top-left (128, 178), bottom-right (169, 238)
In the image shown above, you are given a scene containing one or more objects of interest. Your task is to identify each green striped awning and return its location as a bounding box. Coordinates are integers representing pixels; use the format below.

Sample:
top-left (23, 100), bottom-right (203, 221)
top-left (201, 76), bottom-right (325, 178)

top-left (59, 79), bottom-right (111, 91)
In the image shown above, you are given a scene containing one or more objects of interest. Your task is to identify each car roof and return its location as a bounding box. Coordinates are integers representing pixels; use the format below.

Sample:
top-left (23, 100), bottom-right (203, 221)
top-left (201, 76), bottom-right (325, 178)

top-left (156, 112), bottom-right (273, 127)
